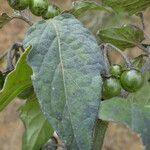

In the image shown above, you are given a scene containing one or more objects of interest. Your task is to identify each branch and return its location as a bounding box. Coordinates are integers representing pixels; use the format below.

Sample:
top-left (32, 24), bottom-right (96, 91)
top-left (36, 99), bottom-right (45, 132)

top-left (11, 11), bottom-right (33, 26)
top-left (139, 13), bottom-right (145, 30)
top-left (101, 44), bottom-right (111, 76)
top-left (137, 44), bottom-right (149, 54)
top-left (141, 58), bottom-right (150, 73)
top-left (106, 43), bottom-right (133, 68)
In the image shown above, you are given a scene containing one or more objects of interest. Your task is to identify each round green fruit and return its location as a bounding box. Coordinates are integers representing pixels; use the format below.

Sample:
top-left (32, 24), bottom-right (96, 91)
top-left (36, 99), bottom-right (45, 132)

top-left (29, 0), bottom-right (48, 16)
top-left (42, 5), bottom-right (60, 19)
top-left (102, 77), bottom-right (121, 99)
top-left (120, 69), bottom-right (144, 92)
top-left (8, 0), bottom-right (29, 10)
top-left (110, 64), bottom-right (122, 78)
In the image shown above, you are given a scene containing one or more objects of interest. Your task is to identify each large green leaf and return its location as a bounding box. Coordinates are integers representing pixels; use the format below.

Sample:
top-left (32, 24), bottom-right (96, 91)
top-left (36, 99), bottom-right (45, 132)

top-left (97, 24), bottom-right (144, 50)
top-left (99, 73), bottom-right (150, 150)
top-left (102, 0), bottom-right (150, 15)
top-left (23, 13), bottom-right (105, 150)
top-left (0, 13), bottom-right (11, 29)
top-left (70, 1), bottom-right (111, 17)
top-left (19, 95), bottom-right (54, 150)
top-left (0, 46), bottom-right (32, 111)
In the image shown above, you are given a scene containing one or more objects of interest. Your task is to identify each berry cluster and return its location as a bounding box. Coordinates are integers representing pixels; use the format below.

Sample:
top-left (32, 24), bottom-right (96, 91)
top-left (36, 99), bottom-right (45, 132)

top-left (102, 64), bottom-right (144, 100)
top-left (7, 0), bottom-right (60, 19)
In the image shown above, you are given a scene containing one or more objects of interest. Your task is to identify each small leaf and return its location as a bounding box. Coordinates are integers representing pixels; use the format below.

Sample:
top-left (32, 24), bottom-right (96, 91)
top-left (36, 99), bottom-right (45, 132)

top-left (99, 73), bottom-right (150, 150)
top-left (0, 13), bottom-right (12, 29)
top-left (0, 46), bottom-right (32, 111)
top-left (19, 95), bottom-right (54, 150)
top-left (102, 0), bottom-right (150, 15)
top-left (70, 1), bottom-right (111, 17)
top-left (97, 24), bottom-right (144, 50)
top-left (23, 13), bottom-right (105, 150)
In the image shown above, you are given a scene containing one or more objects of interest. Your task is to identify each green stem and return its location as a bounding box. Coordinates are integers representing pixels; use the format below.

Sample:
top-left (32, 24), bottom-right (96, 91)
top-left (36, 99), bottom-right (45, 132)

top-left (93, 120), bottom-right (108, 150)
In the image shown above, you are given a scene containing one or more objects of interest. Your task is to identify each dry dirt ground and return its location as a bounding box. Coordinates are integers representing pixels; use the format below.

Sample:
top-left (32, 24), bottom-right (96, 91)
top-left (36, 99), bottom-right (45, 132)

top-left (0, 1), bottom-right (149, 150)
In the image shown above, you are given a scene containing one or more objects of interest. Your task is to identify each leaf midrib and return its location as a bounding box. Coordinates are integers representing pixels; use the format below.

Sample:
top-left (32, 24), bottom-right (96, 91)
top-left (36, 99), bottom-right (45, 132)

top-left (50, 19), bottom-right (80, 149)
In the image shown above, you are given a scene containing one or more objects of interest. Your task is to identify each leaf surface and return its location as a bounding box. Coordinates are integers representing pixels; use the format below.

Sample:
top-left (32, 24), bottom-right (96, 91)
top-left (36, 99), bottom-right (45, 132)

top-left (24, 13), bottom-right (105, 150)
top-left (97, 24), bottom-right (144, 50)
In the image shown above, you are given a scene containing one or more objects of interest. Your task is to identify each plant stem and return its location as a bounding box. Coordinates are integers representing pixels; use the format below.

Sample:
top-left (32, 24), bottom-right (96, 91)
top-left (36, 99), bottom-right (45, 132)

top-left (93, 120), bottom-right (108, 150)
top-left (141, 57), bottom-right (150, 73)
top-left (141, 46), bottom-right (150, 73)
top-left (137, 44), bottom-right (149, 54)
top-left (101, 44), bottom-right (111, 76)
top-left (11, 11), bottom-right (33, 26)
top-left (106, 43), bottom-right (133, 68)
top-left (139, 13), bottom-right (145, 30)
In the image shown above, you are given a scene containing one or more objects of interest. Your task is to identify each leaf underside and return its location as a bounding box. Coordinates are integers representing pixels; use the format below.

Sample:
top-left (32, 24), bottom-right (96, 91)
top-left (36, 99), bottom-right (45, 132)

top-left (99, 73), bottom-right (150, 150)
top-left (23, 13), bottom-right (105, 150)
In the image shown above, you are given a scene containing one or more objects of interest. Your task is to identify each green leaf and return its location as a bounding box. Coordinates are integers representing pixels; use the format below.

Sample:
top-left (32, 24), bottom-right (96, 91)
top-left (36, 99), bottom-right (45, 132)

top-left (102, 0), bottom-right (150, 15)
top-left (70, 1), bottom-right (111, 17)
top-left (99, 73), bottom-right (150, 150)
top-left (19, 95), bottom-right (54, 150)
top-left (97, 24), bottom-right (144, 50)
top-left (0, 13), bottom-right (12, 29)
top-left (18, 86), bottom-right (34, 100)
top-left (23, 13), bottom-right (105, 150)
top-left (0, 46), bottom-right (32, 111)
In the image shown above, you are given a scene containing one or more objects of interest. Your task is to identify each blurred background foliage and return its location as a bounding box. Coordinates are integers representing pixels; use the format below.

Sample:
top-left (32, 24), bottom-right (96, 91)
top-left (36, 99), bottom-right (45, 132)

top-left (0, 0), bottom-right (150, 149)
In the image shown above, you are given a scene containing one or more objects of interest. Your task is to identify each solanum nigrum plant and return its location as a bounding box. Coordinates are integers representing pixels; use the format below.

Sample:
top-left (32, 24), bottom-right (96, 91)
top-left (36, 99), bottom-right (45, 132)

top-left (0, 0), bottom-right (150, 150)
